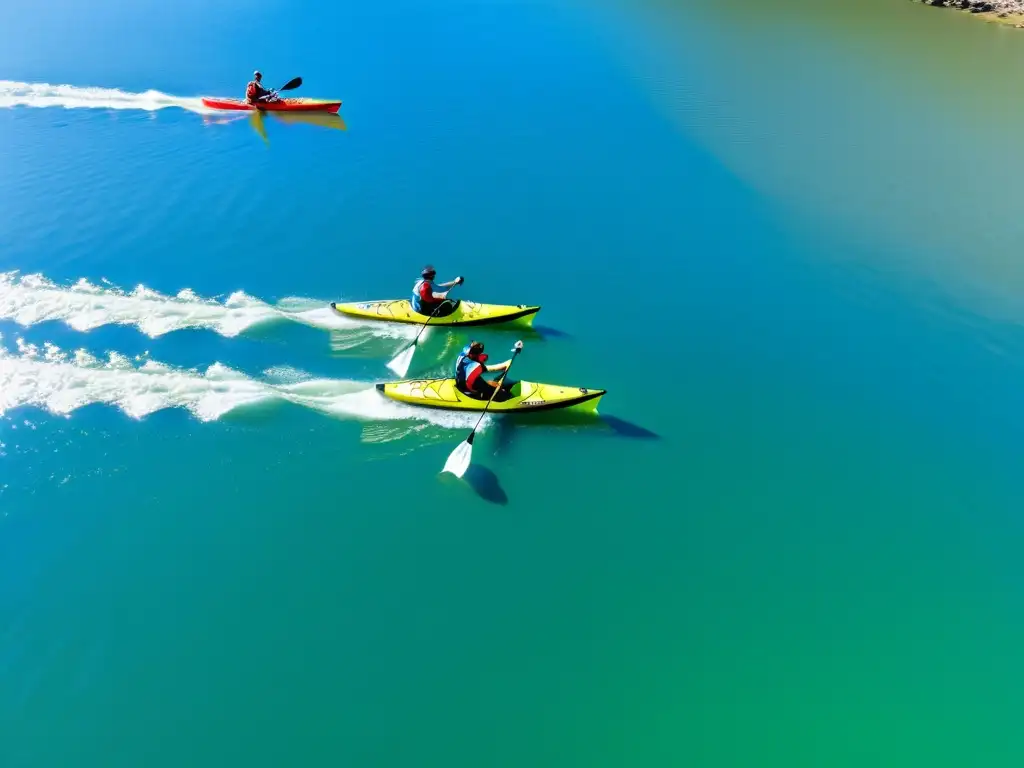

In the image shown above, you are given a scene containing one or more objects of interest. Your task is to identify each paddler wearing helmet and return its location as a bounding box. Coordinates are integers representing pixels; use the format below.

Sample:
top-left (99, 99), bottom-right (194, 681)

top-left (245, 71), bottom-right (277, 105)
top-left (455, 340), bottom-right (521, 402)
top-left (411, 265), bottom-right (463, 318)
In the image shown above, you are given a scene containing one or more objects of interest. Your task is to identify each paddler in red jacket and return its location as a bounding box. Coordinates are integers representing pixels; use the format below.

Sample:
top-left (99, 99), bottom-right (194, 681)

top-left (411, 265), bottom-right (463, 317)
top-left (245, 71), bottom-right (277, 105)
top-left (455, 340), bottom-right (521, 401)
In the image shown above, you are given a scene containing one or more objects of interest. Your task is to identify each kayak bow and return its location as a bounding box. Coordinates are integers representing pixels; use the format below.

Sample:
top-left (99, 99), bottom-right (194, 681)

top-left (201, 97), bottom-right (342, 114)
top-left (331, 299), bottom-right (540, 328)
top-left (376, 378), bottom-right (605, 414)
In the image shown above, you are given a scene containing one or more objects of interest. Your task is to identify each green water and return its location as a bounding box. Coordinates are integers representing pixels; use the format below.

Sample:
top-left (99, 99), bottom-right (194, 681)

top-left (3, 1), bottom-right (1024, 765)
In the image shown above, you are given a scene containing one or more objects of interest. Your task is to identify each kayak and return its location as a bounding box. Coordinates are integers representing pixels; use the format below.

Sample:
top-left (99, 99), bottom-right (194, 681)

top-left (376, 378), bottom-right (605, 414)
top-left (200, 97), bottom-right (342, 114)
top-left (331, 299), bottom-right (540, 328)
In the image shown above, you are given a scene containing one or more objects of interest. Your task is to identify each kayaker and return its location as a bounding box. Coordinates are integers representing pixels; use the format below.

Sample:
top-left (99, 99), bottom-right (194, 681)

top-left (455, 340), bottom-right (520, 402)
top-left (245, 71), bottom-right (277, 104)
top-left (412, 265), bottom-right (462, 317)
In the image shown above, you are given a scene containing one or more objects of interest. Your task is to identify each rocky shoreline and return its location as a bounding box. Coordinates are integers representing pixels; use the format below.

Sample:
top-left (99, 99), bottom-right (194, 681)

top-left (916, 0), bottom-right (1024, 26)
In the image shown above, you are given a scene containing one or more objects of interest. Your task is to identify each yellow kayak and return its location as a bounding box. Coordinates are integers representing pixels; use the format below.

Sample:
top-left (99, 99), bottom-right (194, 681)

top-left (376, 378), bottom-right (605, 413)
top-left (330, 299), bottom-right (540, 327)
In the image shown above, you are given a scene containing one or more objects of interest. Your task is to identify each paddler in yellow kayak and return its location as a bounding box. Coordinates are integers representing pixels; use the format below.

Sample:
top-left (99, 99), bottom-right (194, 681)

top-left (455, 340), bottom-right (523, 402)
top-left (412, 265), bottom-right (463, 318)
top-left (245, 71), bottom-right (279, 105)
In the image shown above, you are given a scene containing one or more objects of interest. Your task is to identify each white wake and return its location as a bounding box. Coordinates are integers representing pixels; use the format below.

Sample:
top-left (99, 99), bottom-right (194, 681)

top-left (0, 336), bottom-right (476, 436)
top-left (0, 272), bottom-right (417, 342)
top-left (0, 80), bottom-right (214, 114)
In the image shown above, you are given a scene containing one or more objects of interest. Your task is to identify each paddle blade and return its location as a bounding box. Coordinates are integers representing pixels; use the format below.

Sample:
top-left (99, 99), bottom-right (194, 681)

top-left (279, 77), bottom-right (302, 91)
top-left (386, 343), bottom-right (416, 377)
top-left (443, 439), bottom-right (473, 478)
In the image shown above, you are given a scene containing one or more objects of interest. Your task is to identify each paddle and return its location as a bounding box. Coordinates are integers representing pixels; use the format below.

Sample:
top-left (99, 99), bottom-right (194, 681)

top-left (442, 341), bottom-right (523, 478)
top-left (261, 76), bottom-right (302, 103)
top-left (275, 76), bottom-right (303, 94)
top-left (386, 283), bottom-right (461, 377)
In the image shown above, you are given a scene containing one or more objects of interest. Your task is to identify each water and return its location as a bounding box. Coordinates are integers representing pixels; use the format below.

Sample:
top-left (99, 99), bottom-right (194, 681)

top-left (3, 0), bottom-right (1024, 765)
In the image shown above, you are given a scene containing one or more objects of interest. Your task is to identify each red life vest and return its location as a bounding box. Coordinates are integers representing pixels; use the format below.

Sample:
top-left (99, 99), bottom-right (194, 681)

top-left (465, 359), bottom-right (484, 389)
top-left (412, 278), bottom-right (439, 314)
top-left (246, 81), bottom-right (260, 101)
top-left (455, 344), bottom-right (490, 393)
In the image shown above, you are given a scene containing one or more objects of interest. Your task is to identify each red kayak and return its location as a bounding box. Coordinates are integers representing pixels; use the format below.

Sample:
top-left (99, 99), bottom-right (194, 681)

top-left (200, 97), bottom-right (342, 114)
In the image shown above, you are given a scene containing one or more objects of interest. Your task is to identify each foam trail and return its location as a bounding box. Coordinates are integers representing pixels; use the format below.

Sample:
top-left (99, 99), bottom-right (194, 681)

top-left (285, 302), bottom-right (417, 341)
top-left (0, 336), bottom-right (478, 438)
top-left (0, 80), bottom-right (214, 114)
top-left (0, 272), bottom-right (418, 343)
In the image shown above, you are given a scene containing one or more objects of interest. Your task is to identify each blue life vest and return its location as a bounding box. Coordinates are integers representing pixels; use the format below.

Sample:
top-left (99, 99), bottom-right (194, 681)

top-left (411, 278), bottom-right (434, 314)
top-left (455, 344), bottom-right (482, 391)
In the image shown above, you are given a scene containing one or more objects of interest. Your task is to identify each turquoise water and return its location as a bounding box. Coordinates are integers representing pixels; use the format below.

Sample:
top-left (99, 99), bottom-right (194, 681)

top-left (4, 1), bottom-right (1024, 765)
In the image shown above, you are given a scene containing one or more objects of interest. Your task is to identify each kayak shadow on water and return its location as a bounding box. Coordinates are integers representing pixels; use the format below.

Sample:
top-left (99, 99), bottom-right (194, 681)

top-left (597, 414), bottom-right (660, 440)
top-left (247, 110), bottom-right (348, 144)
top-left (479, 325), bottom-right (569, 343)
top-left (492, 411), bottom-right (660, 447)
top-left (529, 325), bottom-right (571, 340)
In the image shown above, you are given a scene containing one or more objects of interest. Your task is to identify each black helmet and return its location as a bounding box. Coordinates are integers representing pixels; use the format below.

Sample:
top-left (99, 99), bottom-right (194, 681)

top-left (421, 265), bottom-right (436, 278)
top-left (253, 70), bottom-right (262, 80)
top-left (469, 341), bottom-right (488, 362)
